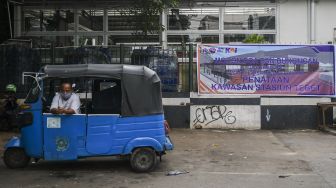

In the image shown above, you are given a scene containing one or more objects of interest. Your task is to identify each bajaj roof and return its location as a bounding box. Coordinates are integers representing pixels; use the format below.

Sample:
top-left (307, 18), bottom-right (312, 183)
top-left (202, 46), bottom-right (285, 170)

top-left (42, 64), bottom-right (163, 116)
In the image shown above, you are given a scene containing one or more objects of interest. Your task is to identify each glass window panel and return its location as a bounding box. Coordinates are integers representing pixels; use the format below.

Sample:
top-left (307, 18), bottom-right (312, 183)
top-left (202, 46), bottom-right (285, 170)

top-left (224, 7), bottom-right (275, 30)
top-left (23, 9), bottom-right (42, 32)
top-left (108, 10), bottom-right (159, 31)
top-left (23, 9), bottom-right (74, 32)
top-left (224, 34), bottom-right (275, 43)
top-left (79, 10), bottom-right (103, 31)
top-left (168, 35), bottom-right (219, 44)
top-left (168, 8), bottom-right (219, 30)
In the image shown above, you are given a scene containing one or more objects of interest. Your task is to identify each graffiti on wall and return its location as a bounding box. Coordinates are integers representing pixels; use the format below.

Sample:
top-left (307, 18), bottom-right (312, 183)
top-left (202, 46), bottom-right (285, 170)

top-left (192, 105), bottom-right (236, 128)
top-left (190, 105), bottom-right (261, 129)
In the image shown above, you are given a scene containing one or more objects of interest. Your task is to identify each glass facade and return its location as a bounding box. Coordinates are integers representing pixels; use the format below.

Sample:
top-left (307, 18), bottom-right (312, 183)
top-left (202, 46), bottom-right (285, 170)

top-left (223, 7), bottom-right (275, 30)
top-left (168, 8), bottom-right (219, 30)
top-left (166, 7), bottom-right (276, 45)
top-left (23, 9), bottom-right (74, 32)
top-left (108, 10), bottom-right (160, 31)
top-left (108, 10), bottom-right (137, 31)
top-left (79, 10), bottom-right (103, 31)
top-left (20, 3), bottom-right (277, 47)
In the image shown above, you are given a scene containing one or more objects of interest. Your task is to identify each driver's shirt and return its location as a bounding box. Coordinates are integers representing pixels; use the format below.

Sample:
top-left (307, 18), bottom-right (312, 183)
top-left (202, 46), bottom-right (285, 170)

top-left (50, 93), bottom-right (81, 114)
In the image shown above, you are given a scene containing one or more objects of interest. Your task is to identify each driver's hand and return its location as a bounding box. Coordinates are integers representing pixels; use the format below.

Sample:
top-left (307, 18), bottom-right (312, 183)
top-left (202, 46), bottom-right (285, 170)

top-left (57, 108), bottom-right (64, 114)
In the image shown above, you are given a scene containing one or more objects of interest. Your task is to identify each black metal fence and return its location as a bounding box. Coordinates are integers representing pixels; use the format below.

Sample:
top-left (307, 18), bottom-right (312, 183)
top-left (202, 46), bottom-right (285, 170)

top-left (0, 43), bottom-right (41, 98)
top-left (0, 43), bottom-right (197, 97)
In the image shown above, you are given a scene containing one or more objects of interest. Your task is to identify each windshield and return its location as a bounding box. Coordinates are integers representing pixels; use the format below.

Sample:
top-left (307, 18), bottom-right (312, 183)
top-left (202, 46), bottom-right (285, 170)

top-left (24, 79), bottom-right (40, 103)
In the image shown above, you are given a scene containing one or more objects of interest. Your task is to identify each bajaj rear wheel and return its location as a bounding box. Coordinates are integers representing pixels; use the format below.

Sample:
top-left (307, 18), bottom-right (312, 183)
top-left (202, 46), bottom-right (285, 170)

top-left (3, 148), bottom-right (30, 169)
top-left (130, 147), bottom-right (157, 173)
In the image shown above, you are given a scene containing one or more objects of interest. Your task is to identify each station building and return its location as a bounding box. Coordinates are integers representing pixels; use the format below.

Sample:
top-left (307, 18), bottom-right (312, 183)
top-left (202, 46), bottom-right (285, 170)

top-left (3, 0), bottom-right (336, 129)
top-left (7, 0), bottom-right (336, 47)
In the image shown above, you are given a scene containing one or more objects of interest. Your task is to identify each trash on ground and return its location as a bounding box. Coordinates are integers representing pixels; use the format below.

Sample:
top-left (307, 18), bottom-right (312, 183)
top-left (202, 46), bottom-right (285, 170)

top-left (166, 170), bottom-right (189, 176)
top-left (212, 144), bottom-right (219, 148)
top-left (278, 175), bottom-right (290, 178)
top-left (194, 125), bottom-right (202, 129)
top-left (212, 130), bottom-right (227, 133)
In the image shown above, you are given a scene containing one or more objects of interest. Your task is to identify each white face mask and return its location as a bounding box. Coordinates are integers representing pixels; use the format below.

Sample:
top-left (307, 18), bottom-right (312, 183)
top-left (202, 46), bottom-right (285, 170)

top-left (60, 92), bottom-right (72, 101)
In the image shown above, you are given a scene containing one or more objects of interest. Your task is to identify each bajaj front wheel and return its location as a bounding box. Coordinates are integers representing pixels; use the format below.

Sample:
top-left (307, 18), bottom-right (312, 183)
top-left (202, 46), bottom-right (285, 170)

top-left (130, 147), bottom-right (157, 173)
top-left (4, 148), bottom-right (30, 169)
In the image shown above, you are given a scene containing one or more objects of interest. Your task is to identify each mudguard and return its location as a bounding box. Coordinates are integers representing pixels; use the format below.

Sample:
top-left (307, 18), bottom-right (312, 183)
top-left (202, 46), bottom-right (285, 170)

top-left (123, 137), bottom-right (163, 154)
top-left (4, 136), bottom-right (22, 149)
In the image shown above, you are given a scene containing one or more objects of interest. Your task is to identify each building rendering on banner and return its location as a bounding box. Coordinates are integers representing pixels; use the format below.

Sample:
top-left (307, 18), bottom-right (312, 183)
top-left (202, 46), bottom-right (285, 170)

top-left (6, 0), bottom-right (336, 47)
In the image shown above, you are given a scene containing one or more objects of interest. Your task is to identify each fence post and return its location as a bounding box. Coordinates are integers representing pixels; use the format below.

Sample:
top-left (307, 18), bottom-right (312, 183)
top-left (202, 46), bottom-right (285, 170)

top-left (188, 43), bottom-right (193, 92)
top-left (120, 44), bottom-right (124, 64)
top-left (51, 43), bottom-right (55, 64)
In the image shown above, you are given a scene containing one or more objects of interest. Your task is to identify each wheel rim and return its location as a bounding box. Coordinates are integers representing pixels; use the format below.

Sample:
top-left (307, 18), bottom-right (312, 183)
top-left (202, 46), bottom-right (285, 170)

top-left (135, 152), bottom-right (153, 169)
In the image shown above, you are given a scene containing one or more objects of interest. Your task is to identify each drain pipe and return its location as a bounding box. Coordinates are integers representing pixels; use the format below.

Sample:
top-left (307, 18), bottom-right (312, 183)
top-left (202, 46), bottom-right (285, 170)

top-left (7, 0), bottom-right (13, 39)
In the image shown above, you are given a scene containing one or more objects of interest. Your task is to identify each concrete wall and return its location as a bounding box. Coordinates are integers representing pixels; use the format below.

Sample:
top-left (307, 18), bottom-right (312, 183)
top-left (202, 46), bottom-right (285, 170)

top-left (260, 97), bottom-right (331, 129)
top-left (190, 105), bottom-right (260, 130)
top-left (163, 92), bottom-right (333, 130)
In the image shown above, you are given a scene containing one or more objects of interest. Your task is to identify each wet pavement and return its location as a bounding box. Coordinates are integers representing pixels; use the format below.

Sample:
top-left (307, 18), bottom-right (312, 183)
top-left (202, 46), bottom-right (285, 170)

top-left (0, 129), bottom-right (336, 188)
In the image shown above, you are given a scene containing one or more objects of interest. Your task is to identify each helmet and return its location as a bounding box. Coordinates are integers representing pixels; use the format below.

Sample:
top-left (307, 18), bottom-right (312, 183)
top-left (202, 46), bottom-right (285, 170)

top-left (5, 84), bottom-right (17, 93)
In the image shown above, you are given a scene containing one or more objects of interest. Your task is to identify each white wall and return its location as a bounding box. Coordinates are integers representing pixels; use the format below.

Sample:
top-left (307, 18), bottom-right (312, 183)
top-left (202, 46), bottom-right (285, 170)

top-left (278, 0), bottom-right (309, 44)
top-left (278, 0), bottom-right (336, 44)
top-left (315, 0), bottom-right (336, 44)
top-left (190, 105), bottom-right (261, 130)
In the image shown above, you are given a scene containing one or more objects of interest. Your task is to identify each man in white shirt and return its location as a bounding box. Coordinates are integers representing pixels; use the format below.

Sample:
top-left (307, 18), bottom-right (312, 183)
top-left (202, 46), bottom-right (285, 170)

top-left (50, 82), bottom-right (81, 114)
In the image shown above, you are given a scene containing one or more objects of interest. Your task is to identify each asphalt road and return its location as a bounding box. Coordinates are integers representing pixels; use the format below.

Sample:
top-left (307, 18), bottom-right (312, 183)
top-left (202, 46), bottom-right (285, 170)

top-left (0, 129), bottom-right (336, 188)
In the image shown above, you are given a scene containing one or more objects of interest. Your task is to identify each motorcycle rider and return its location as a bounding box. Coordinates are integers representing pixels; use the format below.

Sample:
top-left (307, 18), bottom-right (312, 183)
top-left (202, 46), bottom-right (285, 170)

top-left (0, 84), bottom-right (19, 130)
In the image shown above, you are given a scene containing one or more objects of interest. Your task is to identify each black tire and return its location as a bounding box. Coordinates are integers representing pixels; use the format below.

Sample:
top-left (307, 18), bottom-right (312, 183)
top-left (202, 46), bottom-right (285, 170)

top-left (130, 147), bottom-right (157, 173)
top-left (3, 148), bottom-right (30, 169)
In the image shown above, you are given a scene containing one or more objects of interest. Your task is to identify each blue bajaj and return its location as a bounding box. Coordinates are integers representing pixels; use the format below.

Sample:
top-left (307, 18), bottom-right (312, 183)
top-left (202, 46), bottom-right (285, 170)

top-left (3, 64), bottom-right (173, 172)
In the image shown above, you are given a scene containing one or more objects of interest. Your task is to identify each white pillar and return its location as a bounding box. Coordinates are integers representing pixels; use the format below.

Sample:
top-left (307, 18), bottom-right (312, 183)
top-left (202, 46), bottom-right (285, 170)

top-left (219, 8), bottom-right (224, 44)
top-left (160, 9), bottom-right (168, 49)
top-left (276, 2), bottom-right (280, 44)
top-left (74, 8), bottom-right (79, 46)
top-left (103, 8), bottom-right (108, 46)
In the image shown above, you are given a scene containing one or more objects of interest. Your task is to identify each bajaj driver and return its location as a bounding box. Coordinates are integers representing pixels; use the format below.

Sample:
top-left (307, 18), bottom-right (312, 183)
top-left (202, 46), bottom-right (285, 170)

top-left (50, 82), bottom-right (81, 114)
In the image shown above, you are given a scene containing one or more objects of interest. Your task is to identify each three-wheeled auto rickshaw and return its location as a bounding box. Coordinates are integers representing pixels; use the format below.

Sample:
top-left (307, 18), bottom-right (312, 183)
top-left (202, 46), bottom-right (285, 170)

top-left (3, 64), bottom-right (173, 172)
